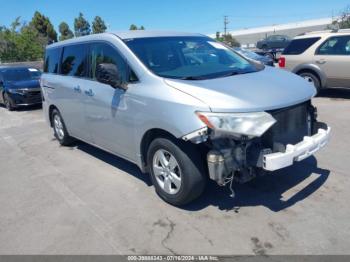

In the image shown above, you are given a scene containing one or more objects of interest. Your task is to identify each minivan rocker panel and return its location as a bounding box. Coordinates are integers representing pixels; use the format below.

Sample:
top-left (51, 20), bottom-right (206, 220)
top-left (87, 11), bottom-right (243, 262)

top-left (165, 66), bottom-right (316, 112)
top-left (41, 31), bottom-right (330, 206)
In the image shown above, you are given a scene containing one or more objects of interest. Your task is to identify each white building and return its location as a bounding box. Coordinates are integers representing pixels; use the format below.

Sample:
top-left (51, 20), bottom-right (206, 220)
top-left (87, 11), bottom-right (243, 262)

top-left (209, 17), bottom-right (334, 48)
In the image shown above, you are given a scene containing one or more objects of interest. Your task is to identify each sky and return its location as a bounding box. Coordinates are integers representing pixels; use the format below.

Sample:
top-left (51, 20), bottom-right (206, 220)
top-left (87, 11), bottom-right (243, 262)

top-left (0, 0), bottom-right (349, 34)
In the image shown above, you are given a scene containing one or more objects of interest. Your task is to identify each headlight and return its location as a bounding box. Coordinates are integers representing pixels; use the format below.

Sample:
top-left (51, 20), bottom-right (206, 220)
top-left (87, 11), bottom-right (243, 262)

top-left (8, 89), bottom-right (24, 94)
top-left (196, 111), bottom-right (276, 138)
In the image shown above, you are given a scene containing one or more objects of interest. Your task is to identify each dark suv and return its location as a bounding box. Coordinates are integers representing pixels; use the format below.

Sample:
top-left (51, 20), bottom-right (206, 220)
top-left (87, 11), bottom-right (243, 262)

top-left (257, 35), bottom-right (291, 50)
top-left (0, 66), bottom-right (42, 111)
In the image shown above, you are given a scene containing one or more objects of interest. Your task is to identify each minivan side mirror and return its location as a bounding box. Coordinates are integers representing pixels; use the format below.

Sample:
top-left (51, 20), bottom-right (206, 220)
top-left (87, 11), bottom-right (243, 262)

top-left (96, 63), bottom-right (127, 90)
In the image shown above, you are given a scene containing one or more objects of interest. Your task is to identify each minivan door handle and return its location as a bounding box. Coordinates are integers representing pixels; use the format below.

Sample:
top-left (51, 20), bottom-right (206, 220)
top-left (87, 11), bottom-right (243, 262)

top-left (73, 85), bottom-right (81, 93)
top-left (316, 59), bottom-right (326, 65)
top-left (84, 89), bottom-right (94, 97)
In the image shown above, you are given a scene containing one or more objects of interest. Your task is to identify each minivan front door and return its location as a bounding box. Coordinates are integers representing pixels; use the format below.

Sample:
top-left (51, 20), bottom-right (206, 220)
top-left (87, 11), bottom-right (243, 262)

top-left (83, 42), bottom-right (135, 160)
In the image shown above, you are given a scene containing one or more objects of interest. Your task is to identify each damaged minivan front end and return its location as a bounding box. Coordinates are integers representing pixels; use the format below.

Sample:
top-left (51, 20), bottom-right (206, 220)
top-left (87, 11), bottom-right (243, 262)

top-left (182, 101), bottom-right (331, 189)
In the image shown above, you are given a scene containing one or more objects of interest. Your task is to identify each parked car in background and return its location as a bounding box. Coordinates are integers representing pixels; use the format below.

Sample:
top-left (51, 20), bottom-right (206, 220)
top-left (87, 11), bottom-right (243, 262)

top-left (0, 66), bottom-right (42, 111)
top-left (41, 31), bottom-right (330, 205)
top-left (233, 47), bottom-right (274, 66)
top-left (256, 35), bottom-right (291, 50)
top-left (279, 30), bottom-right (350, 92)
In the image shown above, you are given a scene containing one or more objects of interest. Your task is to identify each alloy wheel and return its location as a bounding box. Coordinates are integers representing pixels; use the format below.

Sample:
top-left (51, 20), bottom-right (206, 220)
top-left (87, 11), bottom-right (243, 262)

top-left (53, 114), bottom-right (65, 140)
top-left (152, 149), bottom-right (182, 195)
top-left (302, 75), bottom-right (315, 85)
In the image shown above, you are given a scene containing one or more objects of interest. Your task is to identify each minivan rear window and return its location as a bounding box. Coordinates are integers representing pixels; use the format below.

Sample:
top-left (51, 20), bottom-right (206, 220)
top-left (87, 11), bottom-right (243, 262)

top-left (44, 48), bottom-right (61, 74)
top-left (283, 37), bottom-right (320, 55)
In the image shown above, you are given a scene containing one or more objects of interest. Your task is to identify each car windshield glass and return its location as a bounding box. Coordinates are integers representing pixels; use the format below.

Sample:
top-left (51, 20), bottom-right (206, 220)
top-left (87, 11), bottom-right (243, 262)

top-left (125, 36), bottom-right (259, 79)
top-left (234, 48), bottom-right (262, 60)
top-left (29, 68), bottom-right (41, 79)
top-left (2, 68), bottom-right (39, 82)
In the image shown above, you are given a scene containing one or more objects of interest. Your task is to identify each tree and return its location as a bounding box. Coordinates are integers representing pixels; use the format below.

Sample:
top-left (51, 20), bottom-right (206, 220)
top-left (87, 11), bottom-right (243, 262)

top-left (29, 11), bottom-right (57, 43)
top-left (59, 22), bottom-right (74, 41)
top-left (215, 32), bottom-right (240, 47)
top-left (129, 24), bottom-right (145, 30)
top-left (0, 18), bottom-right (43, 62)
top-left (338, 6), bottom-right (350, 29)
top-left (129, 24), bottom-right (138, 30)
top-left (74, 12), bottom-right (91, 37)
top-left (17, 24), bottom-right (44, 60)
top-left (92, 16), bottom-right (107, 34)
top-left (328, 6), bottom-right (350, 29)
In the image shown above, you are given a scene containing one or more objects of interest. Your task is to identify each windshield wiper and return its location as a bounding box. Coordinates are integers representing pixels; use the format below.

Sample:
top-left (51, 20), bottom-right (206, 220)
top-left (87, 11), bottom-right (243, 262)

top-left (220, 70), bottom-right (254, 78)
top-left (179, 76), bottom-right (206, 80)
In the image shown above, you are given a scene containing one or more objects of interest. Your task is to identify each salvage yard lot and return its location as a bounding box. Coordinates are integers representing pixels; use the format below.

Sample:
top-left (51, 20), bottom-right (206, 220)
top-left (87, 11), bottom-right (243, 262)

top-left (0, 89), bottom-right (349, 255)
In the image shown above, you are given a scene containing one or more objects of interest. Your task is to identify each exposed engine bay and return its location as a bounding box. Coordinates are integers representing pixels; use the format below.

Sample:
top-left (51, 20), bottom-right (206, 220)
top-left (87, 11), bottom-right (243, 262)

top-left (183, 100), bottom-right (330, 197)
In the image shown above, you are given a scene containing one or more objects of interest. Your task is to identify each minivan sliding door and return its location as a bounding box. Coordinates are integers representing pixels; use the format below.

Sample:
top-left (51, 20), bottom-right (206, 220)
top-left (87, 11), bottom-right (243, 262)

top-left (59, 44), bottom-right (91, 141)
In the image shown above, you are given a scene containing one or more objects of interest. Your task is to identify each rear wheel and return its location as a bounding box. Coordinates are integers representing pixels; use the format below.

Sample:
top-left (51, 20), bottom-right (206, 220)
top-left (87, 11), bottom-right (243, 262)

top-left (298, 71), bottom-right (321, 93)
top-left (51, 109), bottom-right (74, 146)
top-left (3, 93), bottom-right (14, 111)
top-left (147, 137), bottom-right (206, 206)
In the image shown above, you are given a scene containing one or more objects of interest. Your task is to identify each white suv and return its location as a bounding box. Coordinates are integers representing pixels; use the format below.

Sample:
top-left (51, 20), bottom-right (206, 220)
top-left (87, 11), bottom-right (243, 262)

top-left (279, 30), bottom-right (350, 92)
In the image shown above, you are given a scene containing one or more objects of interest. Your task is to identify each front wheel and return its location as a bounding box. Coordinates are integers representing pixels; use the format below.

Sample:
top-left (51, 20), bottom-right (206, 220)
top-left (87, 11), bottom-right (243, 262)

top-left (51, 109), bottom-right (74, 146)
top-left (3, 93), bottom-right (14, 111)
top-left (147, 137), bottom-right (206, 206)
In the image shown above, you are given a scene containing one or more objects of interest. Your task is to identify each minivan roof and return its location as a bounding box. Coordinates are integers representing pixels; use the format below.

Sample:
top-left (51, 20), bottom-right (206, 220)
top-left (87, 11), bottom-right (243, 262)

top-left (47, 31), bottom-right (206, 49)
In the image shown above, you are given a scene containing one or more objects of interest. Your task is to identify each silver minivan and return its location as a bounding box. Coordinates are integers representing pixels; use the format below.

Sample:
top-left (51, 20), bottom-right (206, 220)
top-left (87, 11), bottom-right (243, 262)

top-left (41, 31), bottom-right (331, 205)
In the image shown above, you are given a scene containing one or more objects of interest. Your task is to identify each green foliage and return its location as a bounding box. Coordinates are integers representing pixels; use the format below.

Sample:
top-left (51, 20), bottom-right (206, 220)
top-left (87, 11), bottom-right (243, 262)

top-left (59, 22), bottom-right (74, 41)
top-left (74, 12), bottom-right (91, 37)
top-left (30, 11), bottom-right (57, 43)
top-left (92, 16), bottom-right (107, 34)
top-left (0, 22), bottom-right (43, 62)
top-left (215, 32), bottom-right (241, 47)
top-left (328, 6), bottom-right (350, 29)
top-left (338, 6), bottom-right (350, 29)
top-left (11, 17), bottom-right (21, 32)
top-left (129, 24), bottom-right (145, 30)
top-left (129, 24), bottom-right (138, 30)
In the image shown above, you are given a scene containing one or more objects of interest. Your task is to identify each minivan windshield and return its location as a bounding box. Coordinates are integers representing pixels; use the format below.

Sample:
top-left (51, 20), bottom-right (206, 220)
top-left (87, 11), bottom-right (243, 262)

top-left (125, 36), bottom-right (260, 80)
top-left (1, 68), bottom-right (41, 82)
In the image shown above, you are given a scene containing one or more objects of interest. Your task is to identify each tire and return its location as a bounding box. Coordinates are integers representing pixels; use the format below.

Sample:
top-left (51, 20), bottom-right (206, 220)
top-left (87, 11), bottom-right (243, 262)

top-left (51, 109), bottom-right (74, 146)
top-left (264, 52), bottom-right (274, 61)
top-left (298, 71), bottom-right (321, 93)
top-left (147, 137), bottom-right (206, 206)
top-left (3, 93), bottom-right (14, 111)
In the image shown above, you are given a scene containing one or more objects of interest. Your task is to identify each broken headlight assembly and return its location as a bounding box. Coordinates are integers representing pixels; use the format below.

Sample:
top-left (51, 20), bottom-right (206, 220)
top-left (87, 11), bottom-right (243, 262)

top-left (196, 111), bottom-right (277, 138)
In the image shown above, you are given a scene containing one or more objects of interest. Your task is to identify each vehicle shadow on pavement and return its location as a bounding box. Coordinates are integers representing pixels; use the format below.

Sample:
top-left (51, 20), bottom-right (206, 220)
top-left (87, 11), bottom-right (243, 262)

top-left (319, 88), bottom-right (350, 100)
top-left (184, 156), bottom-right (330, 212)
top-left (72, 140), bottom-right (329, 212)
top-left (75, 142), bottom-right (153, 186)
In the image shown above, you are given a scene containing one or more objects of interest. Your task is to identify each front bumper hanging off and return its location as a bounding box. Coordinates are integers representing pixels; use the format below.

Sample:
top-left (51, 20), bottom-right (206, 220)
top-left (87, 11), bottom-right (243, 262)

top-left (262, 127), bottom-right (331, 171)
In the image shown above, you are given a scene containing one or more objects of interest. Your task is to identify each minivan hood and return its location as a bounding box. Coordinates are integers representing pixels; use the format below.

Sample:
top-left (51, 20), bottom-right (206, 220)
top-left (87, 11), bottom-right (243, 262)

top-left (164, 67), bottom-right (316, 112)
top-left (5, 79), bottom-right (39, 89)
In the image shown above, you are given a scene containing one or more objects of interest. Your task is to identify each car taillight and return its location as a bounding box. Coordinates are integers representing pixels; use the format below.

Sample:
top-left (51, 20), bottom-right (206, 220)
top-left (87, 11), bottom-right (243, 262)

top-left (279, 57), bottom-right (286, 68)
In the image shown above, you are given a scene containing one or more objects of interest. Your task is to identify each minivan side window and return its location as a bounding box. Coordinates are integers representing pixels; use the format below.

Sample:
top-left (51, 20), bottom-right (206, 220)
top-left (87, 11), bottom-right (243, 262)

top-left (283, 37), bottom-right (320, 55)
top-left (90, 43), bottom-right (128, 83)
top-left (316, 36), bottom-right (350, 55)
top-left (60, 44), bottom-right (88, 77)
top-left (44, 48), bottom-right (61, 74)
